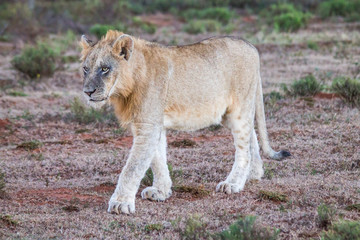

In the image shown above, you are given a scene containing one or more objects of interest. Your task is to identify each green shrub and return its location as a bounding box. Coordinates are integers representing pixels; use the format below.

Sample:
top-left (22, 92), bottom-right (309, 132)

top-left (0, 170), bottom-right (5, 199)
top-left (318, 0), bottom-right (349, 18)
top-left (16, 140), bottom-right (43, 151)
top-left (144, 223), bottom-right (164, 232)
top-left (282, 74), bottom-right (323, 97)
top-left (331, 77), bottom-right (360, 107)
top-left (181, 215), bottom-right (210, 239)
top-left (184, 19), bottom-right (221, 34)
top-left (317, 204), bottom-right (337, 228)
top-left (307, 40), bottom-right (319, 50)
top-left (261, 3), bottom-right (310, 32)
top-left (67, 97), bottom-right (118, 125)
top-left (89, 23), bottom-right (126, 39)
top-left (321, 220), bottom-right (360, 240)
top-left (12, 42), bottom-right (58, 79)
top-left (183, 7), bottom-right (233, 24)
top-left (132, 16), bottom-right (157, 34)
top-left (217, 216), bottom-right (280, 240)
top-left (318, 0), bottom-right (360, 21)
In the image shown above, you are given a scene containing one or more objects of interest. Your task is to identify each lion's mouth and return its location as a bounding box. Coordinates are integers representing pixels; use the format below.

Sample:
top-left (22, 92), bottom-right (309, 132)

top-left (90, 98), bottom-right (107, 102)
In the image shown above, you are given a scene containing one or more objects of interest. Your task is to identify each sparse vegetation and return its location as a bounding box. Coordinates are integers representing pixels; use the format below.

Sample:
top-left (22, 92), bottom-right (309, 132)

top-left (11, 42), bottom-right (59, 79)
top-left (7, 90), bottom-right (27, 97)
top-left (184, 19), bottom-right (222, 34)
top-left (16, 140), bottom-right (42, 151)
top-left (261, 3), bottom-right (311, 32)
top-left (307, 40), bottom-right (319, 50)
top-left (345, 204), bottom-right (360, 211)
top-left (331, 77), bottom-right (360, 107)
top-left (0, 215), bottom-right (18, 227)
top-left (183, 7), bottom-right (233, 24)
top-left (317, 204), bottom-right (337, 229)
top-left (181, 215), bottom-right (210, 240)
top-left (321, 220), bottom-right (360, 240)
top-left (170, 139), bottom-right (197, 148)
top-left (282, 74), bottom-right (323, 97)
top-left (89, 23), bottom-right (127, 39)
top-left (67, 97), bottom-right (118, 125)
top-left (259, 190), bottom-right (288, 202)
top-left (318, 0), bottom-right (360, 21)
top-left (144, 223), bottom-right (164, 232)
top-left (216, 216), bottom-right (280, 240)
top-left (173, 185), bottom-right (211, 198)
top-left (132, 16), bottom-right (157, 34)
top-left (0, 171), bottom-right (6, 199)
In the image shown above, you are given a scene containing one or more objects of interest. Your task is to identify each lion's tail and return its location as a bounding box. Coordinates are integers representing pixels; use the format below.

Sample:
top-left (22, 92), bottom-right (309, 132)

top-left (255, 72), bottom-right (291, 160)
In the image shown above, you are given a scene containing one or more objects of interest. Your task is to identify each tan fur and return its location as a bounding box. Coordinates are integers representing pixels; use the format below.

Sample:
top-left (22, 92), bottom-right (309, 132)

top-left (79, 31), bottom-right (290, 214)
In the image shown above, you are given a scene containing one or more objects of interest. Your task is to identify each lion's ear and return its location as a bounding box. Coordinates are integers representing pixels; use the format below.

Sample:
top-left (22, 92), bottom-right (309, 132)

top-left (112, 34), bottom-right (134, 61)
top-left (79, 35), bottom-right (93, 49)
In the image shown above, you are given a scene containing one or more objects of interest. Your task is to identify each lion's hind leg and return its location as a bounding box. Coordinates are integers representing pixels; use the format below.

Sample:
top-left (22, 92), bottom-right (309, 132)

top-left (248, 129), bottom-right (264, 180)
top-left (141, 130), bottom-right (172, 201)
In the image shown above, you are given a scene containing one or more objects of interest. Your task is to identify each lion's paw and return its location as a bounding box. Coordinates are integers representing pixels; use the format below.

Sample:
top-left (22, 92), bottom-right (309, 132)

top-left (216, 181), bottom-right (242, 194)
top-left (141, 186), bottom-right (171, 201)
top-left (107, 199), bottom-right (135, 214)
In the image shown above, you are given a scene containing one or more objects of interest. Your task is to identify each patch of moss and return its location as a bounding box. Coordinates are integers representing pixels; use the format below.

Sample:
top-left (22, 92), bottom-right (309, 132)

top-left (16, 140), bottom-right (42, 151)
top-left (174, 185), bottom-right (211, 198)
top-left (258, 190), bottom-right (288, 202)
top-left (345, 204), bottom-right (360, 211)
top-left (170, 139), bottom-right (196, 148)
top-left (144, 223), bottom-right (164, 232)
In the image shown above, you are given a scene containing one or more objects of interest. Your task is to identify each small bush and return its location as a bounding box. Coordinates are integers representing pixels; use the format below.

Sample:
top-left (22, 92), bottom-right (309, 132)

top-left (318, 0), bottom-right (360, 21)
top-left (318, 0), bottom-right (349, 18)
top-left (321, 220), bottom-right (360, 240)
top-left (282, 74), bottom-right (323, 97)
top-left (261, 3), bottom-right (310, 32)
top-left (173, 185), bottom-right (211, 198)
top-left (184, 19), bottom-right (221, 34)
top-left (0, 171), bottom-right (6, 199)
top-left (144, 223), bottom-right (164, 232)
top-left (307, 40), bottom-right (319, 50)
top-left (67, 97), bottom-right (118, 125)
top-left (258, 190), bottom-right (288, 202)
top-left (8, 91), bottom-right (27, 97)
top-left (217, 216), bottom-right (280, 240)
top-left (16, 140), bottom-right (42, 151)
top-left (345, 204), bottom-right (360, 211)
top-left (181, 215), bottom-right (210, 240)
top-left (132, 16), bottom-right (157, 34)
top-left (317, 204), bottom-right (337, 229)
top-left (12, 42), bottom-right (58, 79)
top-left (89, 23), bottom-right (126, 39)
top-left (183, 7), bottom-right (233, 24)
top-left (331, 77), bottom-right (360, 107)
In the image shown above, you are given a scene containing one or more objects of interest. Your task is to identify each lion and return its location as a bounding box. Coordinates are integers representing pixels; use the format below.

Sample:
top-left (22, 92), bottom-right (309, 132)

top-left (79, 30), bottom-right (290, 214)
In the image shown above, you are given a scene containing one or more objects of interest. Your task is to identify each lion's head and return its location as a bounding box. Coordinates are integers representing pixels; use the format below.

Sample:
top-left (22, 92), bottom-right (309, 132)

top-left (79, 30), bottom-right (135, 108)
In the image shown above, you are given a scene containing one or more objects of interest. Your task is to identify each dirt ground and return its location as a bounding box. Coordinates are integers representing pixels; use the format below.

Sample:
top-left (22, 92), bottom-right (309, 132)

top-left (1, 19), bottom-right (360, 239)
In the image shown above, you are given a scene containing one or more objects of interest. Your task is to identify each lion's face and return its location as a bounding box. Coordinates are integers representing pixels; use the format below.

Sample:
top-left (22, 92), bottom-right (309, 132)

top-left (82, 46), bottom-right (120, 108)
top-left (79, 32), bottom-right (134, 109)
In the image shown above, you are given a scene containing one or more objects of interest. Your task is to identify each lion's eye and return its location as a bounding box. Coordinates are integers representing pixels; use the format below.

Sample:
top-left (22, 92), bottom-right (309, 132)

top-left (101, 67), bottom-right (109, 73)
top-left (83, 67), bottom-right (89, 74)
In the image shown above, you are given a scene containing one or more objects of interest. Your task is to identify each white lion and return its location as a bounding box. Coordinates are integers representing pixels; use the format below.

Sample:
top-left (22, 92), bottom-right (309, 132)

top-left (79, 30), bottom-right (290, 214)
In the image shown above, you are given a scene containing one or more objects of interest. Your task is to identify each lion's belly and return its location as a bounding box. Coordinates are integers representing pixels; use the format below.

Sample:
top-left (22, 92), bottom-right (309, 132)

top-left (163, 99), bottom-right (229, 131)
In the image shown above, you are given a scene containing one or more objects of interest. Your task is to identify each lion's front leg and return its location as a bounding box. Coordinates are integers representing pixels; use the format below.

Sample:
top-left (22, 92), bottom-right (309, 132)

top-left (108, 124), bottom-right (160, 214)
top-left (141, 129), bottom-right (172, 201)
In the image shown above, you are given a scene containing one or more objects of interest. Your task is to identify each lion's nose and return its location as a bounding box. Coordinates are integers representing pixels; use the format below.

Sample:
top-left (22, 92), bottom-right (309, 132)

top-left (84, 89), bottom-right (96, 97)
